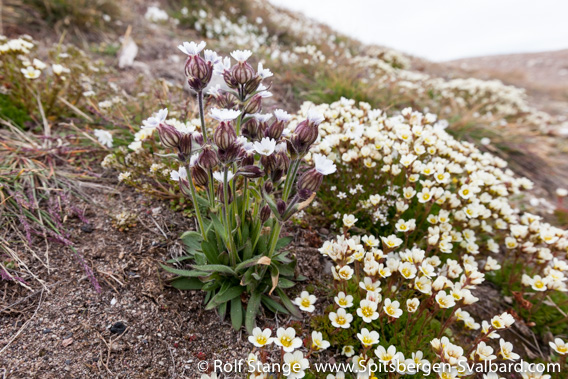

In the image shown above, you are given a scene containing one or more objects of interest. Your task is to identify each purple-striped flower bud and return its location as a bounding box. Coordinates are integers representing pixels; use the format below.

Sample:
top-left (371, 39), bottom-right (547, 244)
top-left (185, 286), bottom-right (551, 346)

top-left (243, 94), bottom-right (262, 115)
top-left (193, 132), bottom-right (204, 146)
top-left (191, 166), bottom-right (209, 187)
top-left (218, 184), bottom-right (234, 204)
top-left (266, 120), bottom-right (285, 140)
top-left (260, 205), bottom-right (271, 224)
top-left (214, 121), bottom-right (236, 150)
top-left (242, 118), bottom-right (260, 140)
top-left (178, 133), bottom-right (194, 156)
top-left (157, 124), bottom-right (181, 149)
top-left (231, 62), bottom-right (255, 85)
top-left (276, 199), bottom-right (286, 216)
top-left (241, 151), bottom-right (254, 166)
top-left (297, 168), bottom-right (323, 192)
top-left (244, 75), bottom-right (262, 96)
top-left (178, 178), bottom-right (193, 197)
top-left (185, 55), bottom-right (212, 92)
top-left (237, 165), bottom-right (264, 179)
top-left (292, 121), bottom-right (318, 154)
top-left (264, 181), bottom-right (274, 194)
top-left (198, 145), bottom-right (219, 170)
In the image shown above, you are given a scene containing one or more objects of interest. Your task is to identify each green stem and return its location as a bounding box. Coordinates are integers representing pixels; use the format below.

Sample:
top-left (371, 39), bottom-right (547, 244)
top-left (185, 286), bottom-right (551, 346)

top-left (223, 166), bottom-right (236, 264)
top-left (197, 91), bottom-right (208, 142)
top-left (282, 159), bottom-right (301, 201)
top-left (186, 164), bottom-right (207, 241)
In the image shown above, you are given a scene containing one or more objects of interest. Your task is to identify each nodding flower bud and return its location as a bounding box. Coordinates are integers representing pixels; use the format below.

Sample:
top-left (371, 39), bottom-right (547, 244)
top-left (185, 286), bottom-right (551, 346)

top-left (276, 199), bottom-right (286, 216)
top-left (198, 145), bottom-right (219, 170)
top-left (297, 168), bottom-right (323, 192)
top-left (193, 132), bottom-right (204, 146)
top-left (237, 165), bottom-right (264, 179)
top-left (297, 188), bottom-right (314, 201)
top-left (214, 121), bottom-right (237, 150)
top-left (178, 178), bottom-right (193, 197)
top-left (241, 151), bottom-right (254, 166)
top-left (244, 75), bottom-right (262, 96)
top-left (178, 133), bottom-right (194, 157)
top-left (157, 124), bottom-right (181, 149)
top-left (260, 154), bottom-right (278, 173)
top-left (242, 118), bottom-right (261, 141)
top-left (231, 61), bottom-right (255, 85)
top-left (218, 184), bottom-right (234, 204)
top-left (266, 120), bottom-right (285, 140)
top-left (264, 181), bottom-right (274, 194)
top-left (185, 55), bottom-right (213, 91)
top-left (260, 205), bottom-right (271, 224)
top-left (223, 70), bottom-right (239, 89)
top-left (277, 151), bottom-right (290, 172)
top-left (292, 120), bottom-right (318, 154)
top-left (191, 165), bottom-right (209, 187)
top-left (218, 142), bottom-right (241, 164)
top-left (243, 94), bottom-right (262, 115)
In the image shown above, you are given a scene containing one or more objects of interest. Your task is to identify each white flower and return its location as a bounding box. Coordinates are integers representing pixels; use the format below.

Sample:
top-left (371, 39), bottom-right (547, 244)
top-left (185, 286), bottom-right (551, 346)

top-left (257, 62), bottom-right (273, 79)
top-left (170, 167), bottom-right (187, 181)
top-left (557, 188), bottom-right (568, 197)
top-left (294, 291), bottom-right (317, 312)
top-left (178, 41), bottom-right (206, 56)
top-left (252, 137), bottom-right (277, 156)
top-left (253, 113), bottom-right (272, 123)
top-left (142, 108), bottom-right (168, 129)
top-left (274, 109), bottom-right (292, 122)
top-left (383, 298), bottom-right (403, 318)
top-left (210, 108), bottom-right (241, 122)
top-left (357, 299), bottom-right (379, 323)
top-left (33, 58), bottom-right (46, 70)
top-left (94, 129), bottom-right (113, 148)
top-left (248, 327), bottom-right (272, 348)
top-left (549, 337), bottom-right (568, 355)
top-left (21, 66), bottom-right (40, 79)
top-left (311, 331), bottom-right (330, 351)
top-left (313, 153), bottom-right (336, 175)
top-left (207, 84), bottom-right (222, 97)
top-left (334, 291), bottom-right (354, 308)
top-left (230, 49), bottom-right (252, 63)
top-left (307, 109), bottom-right (324, 125)
top-left (273, 327), bottom-right (302, 352)
top-left (204, 49), bottom-right (220, 64)
top-left (213, 57), bottom-right (231, 75)
top-left (357, 328), bottom-right (380, 347)
top-left (213, 170), bottom-right (235, 183)
top-left (52, 64), bottom-right (69, 75)
top-left (283, 351), bottom-right (309, 379)
top-left (342, 214), bottom-right (357, 228)
top-left (329, 308), bottom-right (353, 328)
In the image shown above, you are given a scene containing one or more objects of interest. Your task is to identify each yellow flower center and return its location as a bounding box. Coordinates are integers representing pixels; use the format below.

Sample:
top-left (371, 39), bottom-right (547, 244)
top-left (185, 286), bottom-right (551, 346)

top-left (280, 336), bottom-right (292, 347)
top-left (362, 306), bottom-right (374, 318)
top-left (336, 315), bottom-right (346, 325)
top-left (339, 298), bottom-right (347, 306)
top-left (386, 305), bottom-right (395, 315)
top-left (557, 346), bottom-right (567, 354)
top-left (256, 335), bottom-right (267, 345)
top-left (362, 336), bottom-right (373, 345)
top-left (463, 189), bottom-right (469, 195)
top-left (301, 298), bottom-right (311, 308)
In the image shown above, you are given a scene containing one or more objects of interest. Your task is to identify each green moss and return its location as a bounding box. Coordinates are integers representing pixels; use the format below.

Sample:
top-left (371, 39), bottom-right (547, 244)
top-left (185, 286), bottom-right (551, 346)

top-left (0, 94), bottom-right (32, 129)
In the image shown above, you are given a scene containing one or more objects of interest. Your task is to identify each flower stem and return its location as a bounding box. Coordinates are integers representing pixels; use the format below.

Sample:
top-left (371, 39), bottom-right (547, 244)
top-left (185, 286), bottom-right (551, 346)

top-left (197, 90), bottom-right (208, 142)
top-left (186, 164), bottom-right (207, 241)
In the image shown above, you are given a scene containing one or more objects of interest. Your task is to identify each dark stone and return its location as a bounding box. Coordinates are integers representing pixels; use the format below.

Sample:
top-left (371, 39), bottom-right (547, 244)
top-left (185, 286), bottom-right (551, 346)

top-left (80, 224), bottom-right (94, 233)
top-left (43, 328), bottom-right (52, 334)
top-left (109, 321), bottom-right (127, 335)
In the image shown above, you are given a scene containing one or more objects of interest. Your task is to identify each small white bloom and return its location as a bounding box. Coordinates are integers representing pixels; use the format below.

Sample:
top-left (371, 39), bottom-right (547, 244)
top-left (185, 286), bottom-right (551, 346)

top-left (170, 167), bottom-right (187, 181)
top-left (257, 62), bottom-right (273, 79)
top-left (210, 108), bottom-right (241, 122)
top-left (94, 129), bottom-right (113, 148)
top-left (274, 109), bottom-right (292, 122)
top-left (313, 153), bottom-right (336, 175)
top-left (178, 41), bottom-right (206, 56)
top-left (230, 49), bottom-right (252, 63)
top-left (248, 327), bottom-right (272, 348)
top-left (21, 66), bottom-right (41, 79)
top-left (142, 108), bottom-right (168, 129)
top-left (253, 137), bottom-right (277, 156)
top-left (294, 291), bottom-right (317, 312)
top-left (307, 109), bottom-right (325, 125)
top-left (213, 170), bottom-right (235, 182)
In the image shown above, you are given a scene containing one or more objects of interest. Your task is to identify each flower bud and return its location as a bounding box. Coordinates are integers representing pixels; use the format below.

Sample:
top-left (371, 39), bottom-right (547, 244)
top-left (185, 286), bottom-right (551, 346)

top-left (260, 205), bottom-right (271, 224)
top-left (243, 94), bottom-right (262, 115)
top-left (244, 75), bottom-right (262, 96)
top-left (242, 118), bottom-right (261, 140)
top-left (260, 154), bottom-right (278, 173)
top-left (218, 143), bottom-right (241, 164)
top-left (185, 55), bottom-right (213, 91)
top-left (276, 199), bottom-right (286, 216)
top-left (297, 168), bottom-right (323, 192)
top-left (264, 181), bottom-right (274, 194)
top-left (231, 61), bottom-right (255, 84)
top-left (157, 124), bottom-right (181, 149)
top-left (193, 132), bottom-right (204, 146)
top-left (241, 151), bottom-right (254, 166)
top-left (223, 70), bottom-right (239, 89)
top-left (218, 184), bottom-right (234, 204)
top-left (214, 121), bottom-right (236, 150)
top-left (178, 178), bottom-right (193, 197)
top-left (198, 145), bottom-right (219, 170)
top-left (237, 165), bottom-right (264, 178)
top-left (178, 133), bottom-right (194, 156)
top-left (266, 120), bottom-right (285, 140)
top-left (191, 166), bottom-right (209, 187)
top-left (297, 188), bottom-right (314, 201)
top-left (292, 120), bottom-right (318, 154)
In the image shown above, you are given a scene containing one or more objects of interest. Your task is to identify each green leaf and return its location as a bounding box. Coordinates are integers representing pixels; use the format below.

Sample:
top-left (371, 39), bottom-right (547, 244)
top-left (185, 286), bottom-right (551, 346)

top-left (245, 290), bottom-right (262, 333)
top-left (201, 240), bottom-right (220, 264)
top-left (269, 266), bottom-right (279, 295)
top-left (170, 277), bottom-right (203, 290)
top-left (180, 231), bottom-right (203, 252)
top-left (218, 301), bottom-right (227, 321)
top-left (166, 255), bottom-right (194, 264)
top-left (192, 264), bottom-right (236, 275)
top-left (275, 236), bottom-right (293, 251)
top-left (160, 264), bottom-right (209, 277)
top-left (261, 295), bottom-right (289, 314)
top-left (242, 242), bottom-right (253, 261)
top-left (276, 288), bottom-right (302, 319)
top-left (206, 285), bottom-right (245, 310)
top-left (261, 188), bottom-right (282, 221)
top-left (277, 263), bottom-right (295, 277)
top-left (211, 214), bottom-right (227, 243)
top-left (277, 277), bottom-right (296, 289)
top-left (230, 297), bottom-right (243, 330)
top-left (235, 256), bottom-right (271, 273)
top-left (202, 281), bottom-right (221, 292)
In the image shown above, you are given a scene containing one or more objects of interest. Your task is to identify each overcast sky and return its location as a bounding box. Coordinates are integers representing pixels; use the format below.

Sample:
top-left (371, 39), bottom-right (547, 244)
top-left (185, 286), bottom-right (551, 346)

top-left (269, 0), bottom-right (568, 61)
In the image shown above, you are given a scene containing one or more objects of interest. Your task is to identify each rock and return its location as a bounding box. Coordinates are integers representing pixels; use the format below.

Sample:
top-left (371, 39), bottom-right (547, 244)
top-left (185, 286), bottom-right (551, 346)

top-left (80, 224), bottom-right (94, 233)
top-left (109, 321), bottom-right (127, 335)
